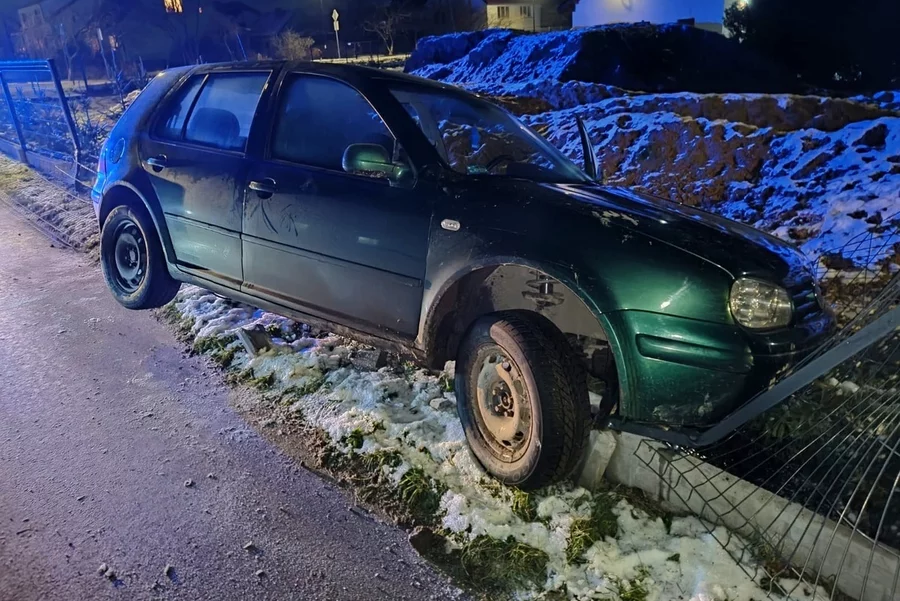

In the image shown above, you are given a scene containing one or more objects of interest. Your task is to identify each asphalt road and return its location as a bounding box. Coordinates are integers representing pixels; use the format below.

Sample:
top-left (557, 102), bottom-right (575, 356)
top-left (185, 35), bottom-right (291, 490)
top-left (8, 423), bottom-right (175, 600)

top-left (0, 200), bottom-right (462, 601)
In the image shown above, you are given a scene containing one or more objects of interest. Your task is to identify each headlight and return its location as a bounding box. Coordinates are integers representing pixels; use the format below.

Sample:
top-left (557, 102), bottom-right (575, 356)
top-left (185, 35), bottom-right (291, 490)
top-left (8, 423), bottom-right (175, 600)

top-left (729, 278), bottom-right (793, 330)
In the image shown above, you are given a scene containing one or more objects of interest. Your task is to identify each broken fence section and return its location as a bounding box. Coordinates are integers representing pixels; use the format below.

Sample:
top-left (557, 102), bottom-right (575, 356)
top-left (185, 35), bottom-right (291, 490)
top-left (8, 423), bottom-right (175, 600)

top-left (634, 267), bottom-right (900, 600)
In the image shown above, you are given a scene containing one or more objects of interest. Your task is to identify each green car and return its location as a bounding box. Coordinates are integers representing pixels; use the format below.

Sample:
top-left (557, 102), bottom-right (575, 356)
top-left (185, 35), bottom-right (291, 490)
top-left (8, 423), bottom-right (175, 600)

top-left (93, 62), bottom-right (833, 489)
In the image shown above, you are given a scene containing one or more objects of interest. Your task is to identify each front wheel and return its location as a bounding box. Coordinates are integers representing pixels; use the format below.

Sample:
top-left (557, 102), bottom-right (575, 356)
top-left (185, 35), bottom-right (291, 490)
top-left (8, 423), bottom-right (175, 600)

top-left (100, 204), bottom-right (180, 310)
top-left (455, 311), bottom-right (591, 490)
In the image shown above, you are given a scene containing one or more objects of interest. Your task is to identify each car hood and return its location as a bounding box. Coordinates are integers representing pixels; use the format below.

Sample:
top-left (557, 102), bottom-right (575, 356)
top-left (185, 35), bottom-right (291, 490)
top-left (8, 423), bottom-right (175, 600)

top-left (547, 183), bottom-right (812, 287)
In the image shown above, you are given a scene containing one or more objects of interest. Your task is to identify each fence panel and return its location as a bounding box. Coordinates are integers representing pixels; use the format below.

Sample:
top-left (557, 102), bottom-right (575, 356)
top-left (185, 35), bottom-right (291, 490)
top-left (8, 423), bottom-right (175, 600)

top-left (0, 60), bottom-right (84, 178)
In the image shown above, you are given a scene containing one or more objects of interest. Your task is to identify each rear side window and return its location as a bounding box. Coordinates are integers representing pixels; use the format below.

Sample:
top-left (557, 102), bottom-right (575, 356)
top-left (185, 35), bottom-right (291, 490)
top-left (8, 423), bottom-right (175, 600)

top-left (156, 72), bottom-right (269, 152)
top-left (156, 75), bottom-right (203, 140)
top-left (271, 75), bottom-right (394, 171)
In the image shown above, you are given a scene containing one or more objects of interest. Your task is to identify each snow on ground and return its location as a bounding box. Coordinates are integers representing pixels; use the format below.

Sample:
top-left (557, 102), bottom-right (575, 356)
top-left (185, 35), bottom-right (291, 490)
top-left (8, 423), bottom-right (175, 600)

top-left (168, 285), bottom-right (830, 601)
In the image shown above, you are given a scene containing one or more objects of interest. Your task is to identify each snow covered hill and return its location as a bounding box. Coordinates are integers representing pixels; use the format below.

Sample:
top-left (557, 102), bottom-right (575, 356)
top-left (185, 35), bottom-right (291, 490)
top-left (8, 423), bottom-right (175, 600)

top-left (408, 30), bottom-right (900, 276)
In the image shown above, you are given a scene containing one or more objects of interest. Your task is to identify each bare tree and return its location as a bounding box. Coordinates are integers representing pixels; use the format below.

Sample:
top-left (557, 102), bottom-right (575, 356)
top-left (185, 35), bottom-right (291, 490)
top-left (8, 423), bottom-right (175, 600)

top-left (271, 29), bottom-right (315, 60)
top-left (364, 3), bottom-right (410, 56)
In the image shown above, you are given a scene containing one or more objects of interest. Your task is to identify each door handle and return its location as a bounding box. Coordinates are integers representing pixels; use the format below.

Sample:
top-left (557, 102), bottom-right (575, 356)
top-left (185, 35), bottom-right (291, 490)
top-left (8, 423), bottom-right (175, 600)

top-left (146, 155), bottom-right (167, 172)
top-left (248, 178), bottom-right (277, 197)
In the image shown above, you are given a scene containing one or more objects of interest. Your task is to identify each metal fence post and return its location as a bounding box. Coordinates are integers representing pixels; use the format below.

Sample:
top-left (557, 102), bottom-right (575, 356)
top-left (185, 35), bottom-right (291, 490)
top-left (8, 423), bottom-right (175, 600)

top-left (0, 72), bottom-right (28, 163)
top-left (46, 59), bottom-right (82, 187)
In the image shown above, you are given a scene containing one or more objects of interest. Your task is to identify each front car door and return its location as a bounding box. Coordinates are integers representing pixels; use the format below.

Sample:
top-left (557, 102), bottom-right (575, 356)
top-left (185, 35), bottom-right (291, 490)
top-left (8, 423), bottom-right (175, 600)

top-left (241, 72), bottom-right (432, 338)
top-left (140, 69), bottom-right (272, 289)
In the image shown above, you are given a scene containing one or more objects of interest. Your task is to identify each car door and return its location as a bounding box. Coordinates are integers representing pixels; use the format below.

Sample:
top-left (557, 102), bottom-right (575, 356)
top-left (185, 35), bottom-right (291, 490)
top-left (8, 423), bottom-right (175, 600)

top-left (140, 70), bottom-right (271, 289)
top-left (241, 73), bottom-right (431, 338)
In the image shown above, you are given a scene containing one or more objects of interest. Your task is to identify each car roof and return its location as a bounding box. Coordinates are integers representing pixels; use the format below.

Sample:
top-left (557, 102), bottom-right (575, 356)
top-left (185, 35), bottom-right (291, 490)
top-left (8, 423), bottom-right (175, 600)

top-left (182, 60), bottom-right (461, 94)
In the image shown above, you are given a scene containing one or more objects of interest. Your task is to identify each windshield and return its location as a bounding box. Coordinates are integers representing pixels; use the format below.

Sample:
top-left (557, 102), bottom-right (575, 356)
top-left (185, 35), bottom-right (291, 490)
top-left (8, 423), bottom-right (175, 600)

top-left (390, 86), bottom-right (590, 184)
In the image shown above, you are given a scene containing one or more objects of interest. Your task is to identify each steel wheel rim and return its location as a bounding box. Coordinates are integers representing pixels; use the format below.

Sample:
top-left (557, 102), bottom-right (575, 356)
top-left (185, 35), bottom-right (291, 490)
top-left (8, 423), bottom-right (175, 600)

top-left (473, 347), bottom-right (532, 463)
top-left (110, 220), bottom-right (146, 294)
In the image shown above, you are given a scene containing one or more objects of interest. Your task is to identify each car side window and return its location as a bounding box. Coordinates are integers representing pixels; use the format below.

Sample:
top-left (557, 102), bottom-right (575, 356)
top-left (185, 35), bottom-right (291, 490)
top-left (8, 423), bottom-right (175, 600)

top-left (183, 73), bottom-right (269, 152)
top-left (156, 75), bottom-right (203, 140)
top-left (271, 75), bottom-right (395, 171)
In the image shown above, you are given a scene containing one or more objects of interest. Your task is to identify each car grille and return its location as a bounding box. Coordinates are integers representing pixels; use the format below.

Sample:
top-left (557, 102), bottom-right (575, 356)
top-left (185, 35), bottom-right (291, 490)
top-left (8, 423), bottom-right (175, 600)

top-left (790, 281), bottom-right (823, 323)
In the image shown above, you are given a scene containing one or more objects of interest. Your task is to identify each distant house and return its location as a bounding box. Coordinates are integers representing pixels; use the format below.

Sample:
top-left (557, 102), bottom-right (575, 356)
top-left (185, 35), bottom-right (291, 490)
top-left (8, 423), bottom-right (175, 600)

top-left (568, 0), bottom-right (742, 35)
top-left (485, 1), bottom-right (572, 32)
top-left (9, 0), bottom-right (93, 58)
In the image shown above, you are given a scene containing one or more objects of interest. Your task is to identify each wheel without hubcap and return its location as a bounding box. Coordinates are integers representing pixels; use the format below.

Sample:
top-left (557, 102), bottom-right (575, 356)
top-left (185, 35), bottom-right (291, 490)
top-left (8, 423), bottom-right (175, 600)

top-left (456, 311), bottom-right (591, 490)
top-left (100, 203), bottom-right (180, 310)
top-left (110, 220), bottom-right (147, 293)
top-left (473, 351), bottom-right (532, 463)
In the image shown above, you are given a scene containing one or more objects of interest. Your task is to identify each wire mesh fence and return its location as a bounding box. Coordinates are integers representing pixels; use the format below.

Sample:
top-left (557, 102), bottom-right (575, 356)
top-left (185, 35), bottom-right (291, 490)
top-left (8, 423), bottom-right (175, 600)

top-left (631, 218), bottom-right (900, 601)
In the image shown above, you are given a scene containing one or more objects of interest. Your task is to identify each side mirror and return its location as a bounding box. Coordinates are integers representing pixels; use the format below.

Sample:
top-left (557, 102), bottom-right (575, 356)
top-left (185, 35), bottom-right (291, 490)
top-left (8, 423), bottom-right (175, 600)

top-left (342, 143), bottom-right (411, 183)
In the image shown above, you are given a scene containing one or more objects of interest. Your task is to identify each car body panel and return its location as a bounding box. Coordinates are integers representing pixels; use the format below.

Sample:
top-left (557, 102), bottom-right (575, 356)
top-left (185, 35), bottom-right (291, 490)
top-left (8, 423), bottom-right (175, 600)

top-left (139, 136), bottom-right (248, 287)
top-left (241, 160), bottom-right (432, 337)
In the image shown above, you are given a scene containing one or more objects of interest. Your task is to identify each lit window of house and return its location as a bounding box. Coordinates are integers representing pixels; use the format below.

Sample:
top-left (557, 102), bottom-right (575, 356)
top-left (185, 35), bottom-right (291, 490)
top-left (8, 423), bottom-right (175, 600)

top-left (520, 5), bottom-right (532, 17)
top-left (164, 0), bottom-right (184, 13)
top-left (497, 6), bottom-right (510, 18)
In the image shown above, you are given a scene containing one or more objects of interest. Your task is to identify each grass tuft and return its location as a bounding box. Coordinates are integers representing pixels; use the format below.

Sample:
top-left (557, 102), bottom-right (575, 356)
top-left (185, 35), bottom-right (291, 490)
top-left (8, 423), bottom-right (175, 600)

top-left (459, 535), bottom-right (549, 590)
top-left (249, 371), bottom-right (277, 390)
top-left (192, 335), bottom-right (239, 368)
top-left (344, 428), bottom-right (364, 450)
top-left (398, 467), bottom-right (446, 523)
top-left (566, 493), bottom-right (619, 563)
top-left (438, 372), bottom-right (454, 393)
top-left (511, 488), bottom-right (537, 522)
top-left (613, 567), bottom-right (651, 601)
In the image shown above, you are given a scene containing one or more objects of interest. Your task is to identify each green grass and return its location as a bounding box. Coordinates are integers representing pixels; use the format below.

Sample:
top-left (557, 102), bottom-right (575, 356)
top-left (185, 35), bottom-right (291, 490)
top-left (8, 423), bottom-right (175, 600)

top-left (511, 488), bottom-right (537, 522)
top-left (398, 467), bottom-right (446, 524)
top-left (158, 303), bottom-right (194, 340)
top-left (344, 428), bottom-right (364, 450)
top-left (566, 493), bottom-right (619, 563)
top-left (265, 323), bottom-right (283, 337)
top-left (362, 449), bottom-right (403, 472)
top-left (296, 373), bottom-right (326, 396)
top-left (613, 567), bottom-right (651, 601)
top-left (247, 371), bottom-right (276, 390)
top-left (438, 372), bottom-right (454, 393)
top-left (459, 535), bottom-right (549, 590)
top-left (225, 368), bottom-right (254, 385)
top-left (192, 335), bottom-right (239, 368)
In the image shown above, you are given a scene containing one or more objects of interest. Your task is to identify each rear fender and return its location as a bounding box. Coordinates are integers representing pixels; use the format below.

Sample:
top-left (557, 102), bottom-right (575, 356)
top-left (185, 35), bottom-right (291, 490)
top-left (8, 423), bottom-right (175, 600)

top-left (98, 178), bottom-right (175, 265)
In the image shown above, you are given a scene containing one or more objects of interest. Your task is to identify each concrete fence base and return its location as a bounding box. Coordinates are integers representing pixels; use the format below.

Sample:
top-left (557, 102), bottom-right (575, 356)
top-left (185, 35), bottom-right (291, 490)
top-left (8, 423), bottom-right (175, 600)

top-left (579, 431), bottom-right (900, 601)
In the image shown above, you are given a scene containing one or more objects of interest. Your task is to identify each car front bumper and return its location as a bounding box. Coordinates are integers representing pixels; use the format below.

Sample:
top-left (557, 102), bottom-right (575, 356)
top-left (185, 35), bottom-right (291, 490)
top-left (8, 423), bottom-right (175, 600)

top-left (604, 309), bottom-right (834, 426)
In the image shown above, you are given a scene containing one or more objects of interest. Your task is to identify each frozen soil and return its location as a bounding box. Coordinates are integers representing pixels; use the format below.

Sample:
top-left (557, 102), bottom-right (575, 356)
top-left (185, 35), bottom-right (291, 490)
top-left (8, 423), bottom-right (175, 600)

top-left (158, 285), bottom-right (833, 601)
top-left (0, 155), bottom-right (98, 255)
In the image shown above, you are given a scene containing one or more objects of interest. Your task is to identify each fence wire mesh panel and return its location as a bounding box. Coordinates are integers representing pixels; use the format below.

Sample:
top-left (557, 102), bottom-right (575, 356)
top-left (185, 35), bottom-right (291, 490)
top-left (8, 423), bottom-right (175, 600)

top-left (816, 209), bottom-right (900, 329)
top-left (0, 60), bottom-right (80, 162)
top-left (633, 268), bottom-right (900, 601)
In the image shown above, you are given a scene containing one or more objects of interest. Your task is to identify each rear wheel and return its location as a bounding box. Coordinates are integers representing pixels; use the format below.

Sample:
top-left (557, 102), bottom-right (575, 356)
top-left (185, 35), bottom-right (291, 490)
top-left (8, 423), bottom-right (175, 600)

top-left (100, 204), bottom-right (179, 310)
top-left (455, 311), bottom-right (591, 490)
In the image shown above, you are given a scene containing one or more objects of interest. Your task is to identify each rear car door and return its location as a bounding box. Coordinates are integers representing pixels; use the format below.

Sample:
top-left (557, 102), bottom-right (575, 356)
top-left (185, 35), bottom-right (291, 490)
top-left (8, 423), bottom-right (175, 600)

top-left (241, 73), bottom-right (431, 338)
top-left (140, 70), bottom-right (271, 289)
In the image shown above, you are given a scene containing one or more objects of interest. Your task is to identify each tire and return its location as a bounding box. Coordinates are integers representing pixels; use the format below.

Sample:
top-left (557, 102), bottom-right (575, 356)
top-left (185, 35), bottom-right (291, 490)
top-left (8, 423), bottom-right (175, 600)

top-left (100, 204), bottom-right (180, 310)
top-left (455, 310), bottom-right (591, 490)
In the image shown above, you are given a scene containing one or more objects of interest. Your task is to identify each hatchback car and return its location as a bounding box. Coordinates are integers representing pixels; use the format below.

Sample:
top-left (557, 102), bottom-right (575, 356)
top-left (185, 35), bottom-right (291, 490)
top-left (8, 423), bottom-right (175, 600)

top-left (93, 61), bottom-right (833, 489)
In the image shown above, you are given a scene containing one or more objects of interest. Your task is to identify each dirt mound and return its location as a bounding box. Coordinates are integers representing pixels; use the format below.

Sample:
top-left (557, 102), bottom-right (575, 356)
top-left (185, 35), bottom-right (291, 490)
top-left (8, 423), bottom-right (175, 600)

top-left (853, 90), bottom-right (900, 112)
top-left (405, 30), bottom-right (500, 74)
top-left (526, 103), bottom-right (900, 267)
top-left (407, 24), bottom-right (797, 94)
top-left (549, 93), bottom-right (898, 131)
